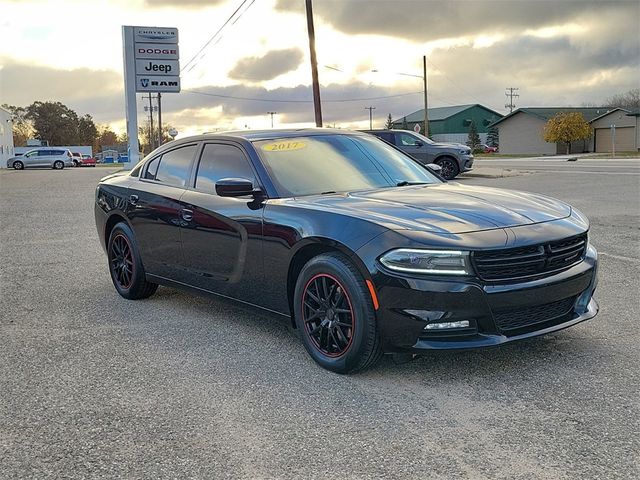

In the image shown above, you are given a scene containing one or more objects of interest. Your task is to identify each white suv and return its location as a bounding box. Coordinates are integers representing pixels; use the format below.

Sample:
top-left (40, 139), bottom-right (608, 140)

top-left (7, 149), bottom-right (74, 170)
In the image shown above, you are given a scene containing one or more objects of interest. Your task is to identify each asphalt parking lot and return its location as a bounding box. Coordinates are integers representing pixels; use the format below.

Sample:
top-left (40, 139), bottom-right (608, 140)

top-left (1, 160), bottom-right (639, 479)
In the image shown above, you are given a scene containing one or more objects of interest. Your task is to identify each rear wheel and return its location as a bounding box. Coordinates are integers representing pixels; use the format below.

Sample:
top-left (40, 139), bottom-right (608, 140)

top-left (13, 161), bottom-right (24, 170)
top-left (435, 156), bottom-right (459, 180)
top-left (53, 160), bottom-right (64, 170)
top-left (107, 222), bottom-right (158, 300)
top-left (294, 252), bottom-right (382, 374)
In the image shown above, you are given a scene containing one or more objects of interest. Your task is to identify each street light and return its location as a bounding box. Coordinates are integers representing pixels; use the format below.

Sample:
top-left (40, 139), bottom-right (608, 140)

top-left (371, 55), bottom-right (428, 135)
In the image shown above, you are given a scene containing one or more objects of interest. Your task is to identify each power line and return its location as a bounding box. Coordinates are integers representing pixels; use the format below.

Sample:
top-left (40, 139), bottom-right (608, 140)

top-left (181, 0), bottom-right (254, 75)
top-left (183, 89), bottom-right (423, 103)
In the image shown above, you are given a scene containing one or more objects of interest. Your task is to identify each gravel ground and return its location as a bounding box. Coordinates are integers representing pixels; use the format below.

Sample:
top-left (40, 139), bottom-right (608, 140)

top-left (1, 163), bottom-right (638, 479)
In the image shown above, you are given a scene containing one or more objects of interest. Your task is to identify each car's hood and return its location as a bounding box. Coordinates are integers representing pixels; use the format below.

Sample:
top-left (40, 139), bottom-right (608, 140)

top-left (293, 183), bottom-right (572, 234)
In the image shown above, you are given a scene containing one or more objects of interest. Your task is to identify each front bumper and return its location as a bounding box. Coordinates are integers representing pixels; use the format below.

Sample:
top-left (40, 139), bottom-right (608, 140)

top-left (460, 155), bottom-right (474, 172)
top-left (372, 245), bottom-right (598, 353)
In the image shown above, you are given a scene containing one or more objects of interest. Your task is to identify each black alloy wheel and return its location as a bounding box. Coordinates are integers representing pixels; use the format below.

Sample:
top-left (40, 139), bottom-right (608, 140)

top-left (110, 234), bottom-right (134, 290)
top-left (294, 252), bottom-right (382, 373)
top-left (53, 160), bottom-right (64, 170)
top-left (302, 273), bottom-right (355, 357)
top-left (107, 222), bottom-right (158, 300)
top-left (436, 157), bottom-right (459, 180)
top-left (13, 161), bottom-right (24, 170)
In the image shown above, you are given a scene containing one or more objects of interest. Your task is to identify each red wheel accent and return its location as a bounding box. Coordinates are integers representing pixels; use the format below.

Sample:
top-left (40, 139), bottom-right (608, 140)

top-left (301, 273), bottom-right (355, 358)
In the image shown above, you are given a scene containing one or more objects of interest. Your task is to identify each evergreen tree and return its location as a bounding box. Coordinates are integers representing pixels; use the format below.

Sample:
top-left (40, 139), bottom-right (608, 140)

top-left (401, 116), bottom-right (409, 130)
top-left (466, 120), bottom-right (481, 151)
top-left (384, 114), bottom-right (394, 129)
top-left (486, 126), bottom-right (499, 147)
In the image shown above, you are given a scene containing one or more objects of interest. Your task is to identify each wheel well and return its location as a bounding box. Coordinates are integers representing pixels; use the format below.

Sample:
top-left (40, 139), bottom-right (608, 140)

top-left (434, 154), bottom-right (456, 163)
top-left (286, 242), bottom-right (371, 328)
top-left (104, 214), bottom-right (126, 246)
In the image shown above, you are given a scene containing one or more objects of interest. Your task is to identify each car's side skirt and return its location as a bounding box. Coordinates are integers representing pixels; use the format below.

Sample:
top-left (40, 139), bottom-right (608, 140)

top-left (146, 273), bottom-right (291, 319)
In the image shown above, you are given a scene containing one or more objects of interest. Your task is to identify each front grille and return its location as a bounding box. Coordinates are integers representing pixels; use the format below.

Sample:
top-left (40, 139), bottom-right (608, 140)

top-left (472, 234), bottom-right (587, 282)
top-left (493, 296), bottom-right (577, 332)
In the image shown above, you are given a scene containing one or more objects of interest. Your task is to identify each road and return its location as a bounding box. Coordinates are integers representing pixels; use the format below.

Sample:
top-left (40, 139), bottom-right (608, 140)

top-left (1, 160), bottom-right (638, 479)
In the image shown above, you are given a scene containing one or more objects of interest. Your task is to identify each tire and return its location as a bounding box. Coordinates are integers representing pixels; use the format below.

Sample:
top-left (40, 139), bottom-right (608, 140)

top-left (435, 156), bottom-right (460, 180)
top-left (107, 222), bottom-right (158, 300)
top-left (53, 160), bottom-right (64, 170)
top-left (13, 161), bottom-right (24, 170)
top-left (73, 160), bottom-right (79, 167)
top-left (293, 252), bottom-right (382, 374)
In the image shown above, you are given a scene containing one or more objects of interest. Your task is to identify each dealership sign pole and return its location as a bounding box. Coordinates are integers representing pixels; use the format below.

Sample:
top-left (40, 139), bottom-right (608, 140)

top-left (122, 25), bottom-right (180, 169)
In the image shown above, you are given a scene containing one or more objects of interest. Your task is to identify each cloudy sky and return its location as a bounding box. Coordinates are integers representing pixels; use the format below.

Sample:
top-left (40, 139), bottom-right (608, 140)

top-left (1, 0), bottom-right (638, 137)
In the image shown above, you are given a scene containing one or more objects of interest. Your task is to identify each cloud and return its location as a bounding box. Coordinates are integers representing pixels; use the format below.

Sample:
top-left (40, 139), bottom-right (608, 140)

top-left (276, 0), bottom-right (638, 43)
top-left (0, 58), bottom-right (124, 122)
top-left (143, 0), bottom-right (226, 6)
top-left (228, 48), bottom-right (304, 82)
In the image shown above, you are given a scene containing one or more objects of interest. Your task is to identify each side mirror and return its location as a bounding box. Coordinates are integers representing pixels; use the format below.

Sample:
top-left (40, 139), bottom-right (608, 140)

top-left (415, 140), bottom-right (424, 147)
top-left (215, 178), bottom-right (258, 197)
top-left (426, 163), bottom-right (442, 173)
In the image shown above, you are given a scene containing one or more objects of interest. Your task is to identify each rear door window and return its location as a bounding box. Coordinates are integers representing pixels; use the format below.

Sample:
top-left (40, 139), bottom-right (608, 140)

top-left (152, 144), bottom-right (198, 187)
top-left (37, 150), bottom-right (52, 156)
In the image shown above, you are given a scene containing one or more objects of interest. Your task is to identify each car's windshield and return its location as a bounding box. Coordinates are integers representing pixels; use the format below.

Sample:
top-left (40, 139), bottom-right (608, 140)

top-left (255, 134), bottom-right (441, 197)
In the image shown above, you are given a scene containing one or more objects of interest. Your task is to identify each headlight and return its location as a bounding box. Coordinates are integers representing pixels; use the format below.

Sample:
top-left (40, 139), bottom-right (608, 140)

top-left (379, 249), bottom-right (472, 275)
top-left (459, 149), bottom-right (470, 155)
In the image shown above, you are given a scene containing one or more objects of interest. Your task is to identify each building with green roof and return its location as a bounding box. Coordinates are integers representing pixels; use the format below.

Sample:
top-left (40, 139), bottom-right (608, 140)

top-left (392, 104), bottom-right (503, 144)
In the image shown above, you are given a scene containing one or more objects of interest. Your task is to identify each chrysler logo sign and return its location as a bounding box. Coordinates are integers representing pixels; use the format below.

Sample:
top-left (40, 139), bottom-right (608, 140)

top-left (133, 26), bottom-right (178, 44)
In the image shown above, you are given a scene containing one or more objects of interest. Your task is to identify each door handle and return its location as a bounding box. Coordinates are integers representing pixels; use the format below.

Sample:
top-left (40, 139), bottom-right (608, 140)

top-left (180, 209), bottom-right (193, 221)
top-left (129, 194), bottom-right (139, 205)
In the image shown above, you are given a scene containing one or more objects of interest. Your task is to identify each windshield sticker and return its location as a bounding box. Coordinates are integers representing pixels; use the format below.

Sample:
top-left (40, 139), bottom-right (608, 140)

top-left (262, 141), bottom-right (307, 152)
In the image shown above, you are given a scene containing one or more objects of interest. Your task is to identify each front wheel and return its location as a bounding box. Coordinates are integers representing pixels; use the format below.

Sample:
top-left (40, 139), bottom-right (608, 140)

top-left (293, 252), bottom-right (382, 374)
top-left (13, 161), bottom-right (24, 170)
top-left (435, 157), bottom-right (460, 180)
top-left (53, 160), bottom-right (64, 170)
top-left (107, 222), bottom-right (158, 300)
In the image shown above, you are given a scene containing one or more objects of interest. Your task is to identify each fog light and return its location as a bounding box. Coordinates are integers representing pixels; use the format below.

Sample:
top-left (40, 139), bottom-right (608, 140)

top-left (424, 320), bottom-right (470, 330)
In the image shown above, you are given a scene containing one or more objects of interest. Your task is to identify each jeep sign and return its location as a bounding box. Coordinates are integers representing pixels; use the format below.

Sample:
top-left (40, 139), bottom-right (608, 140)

top-left (135, 59), bottom-right (179, 75)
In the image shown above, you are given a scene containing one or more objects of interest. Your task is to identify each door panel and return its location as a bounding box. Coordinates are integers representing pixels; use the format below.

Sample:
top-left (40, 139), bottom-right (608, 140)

top-left (127, 143), bottom-right (199, 279)
top-left (180, 142), bottom-right (264, 300)
top-left (396, 132), bottom-right (429, 162)
top-left (127, 181), bottom-right (187, 278)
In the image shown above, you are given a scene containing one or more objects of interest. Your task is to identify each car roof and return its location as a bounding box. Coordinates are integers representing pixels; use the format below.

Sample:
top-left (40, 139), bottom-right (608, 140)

top-left (182, 128), bottom-right (368, 143)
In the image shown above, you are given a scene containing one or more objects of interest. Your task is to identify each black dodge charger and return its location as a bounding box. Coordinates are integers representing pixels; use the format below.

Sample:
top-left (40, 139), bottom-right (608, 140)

top-left (95, 129), bottom-right (598, 373)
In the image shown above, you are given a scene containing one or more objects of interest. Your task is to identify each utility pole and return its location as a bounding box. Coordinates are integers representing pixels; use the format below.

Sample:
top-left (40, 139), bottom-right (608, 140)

top-left (365, 106), bottom-right (376, 129)
top-left (157, 93), bottom-right (162, 146)
top-left (143, 94), bottom-right (155, 151)
top-left (305, 0), bottom-right (323, 127)
top-left (267, 111), bottom-right (277, 128)
top-left (505, 87), bottom-right (519, 113)
top-left (423, 55), bottom-right (429, 136)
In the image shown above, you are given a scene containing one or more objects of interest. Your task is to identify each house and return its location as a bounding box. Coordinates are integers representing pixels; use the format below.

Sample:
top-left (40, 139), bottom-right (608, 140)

top-left (0, 106), bottom-right (15, 168)
top-left (490, 107), bottom-right (632, 155)
top-left (392, 104), bottom-right (503, 144)
top-left (590, 108), bottom-right (638, 152)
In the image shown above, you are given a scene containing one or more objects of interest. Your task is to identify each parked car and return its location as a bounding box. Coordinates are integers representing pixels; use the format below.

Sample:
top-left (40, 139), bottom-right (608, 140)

top-left (7, 148), bottom-right (73, 170)
top-left (80, 154), bottom-right (97, 167)
top-left (480, 143), bottom-right (498, 153)
top-left (362, 129), bottom-right (473, 180)
top-left (71, 152), bottom-right (83, 167)
top-left (95, 129), bottom-right (598, 374)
